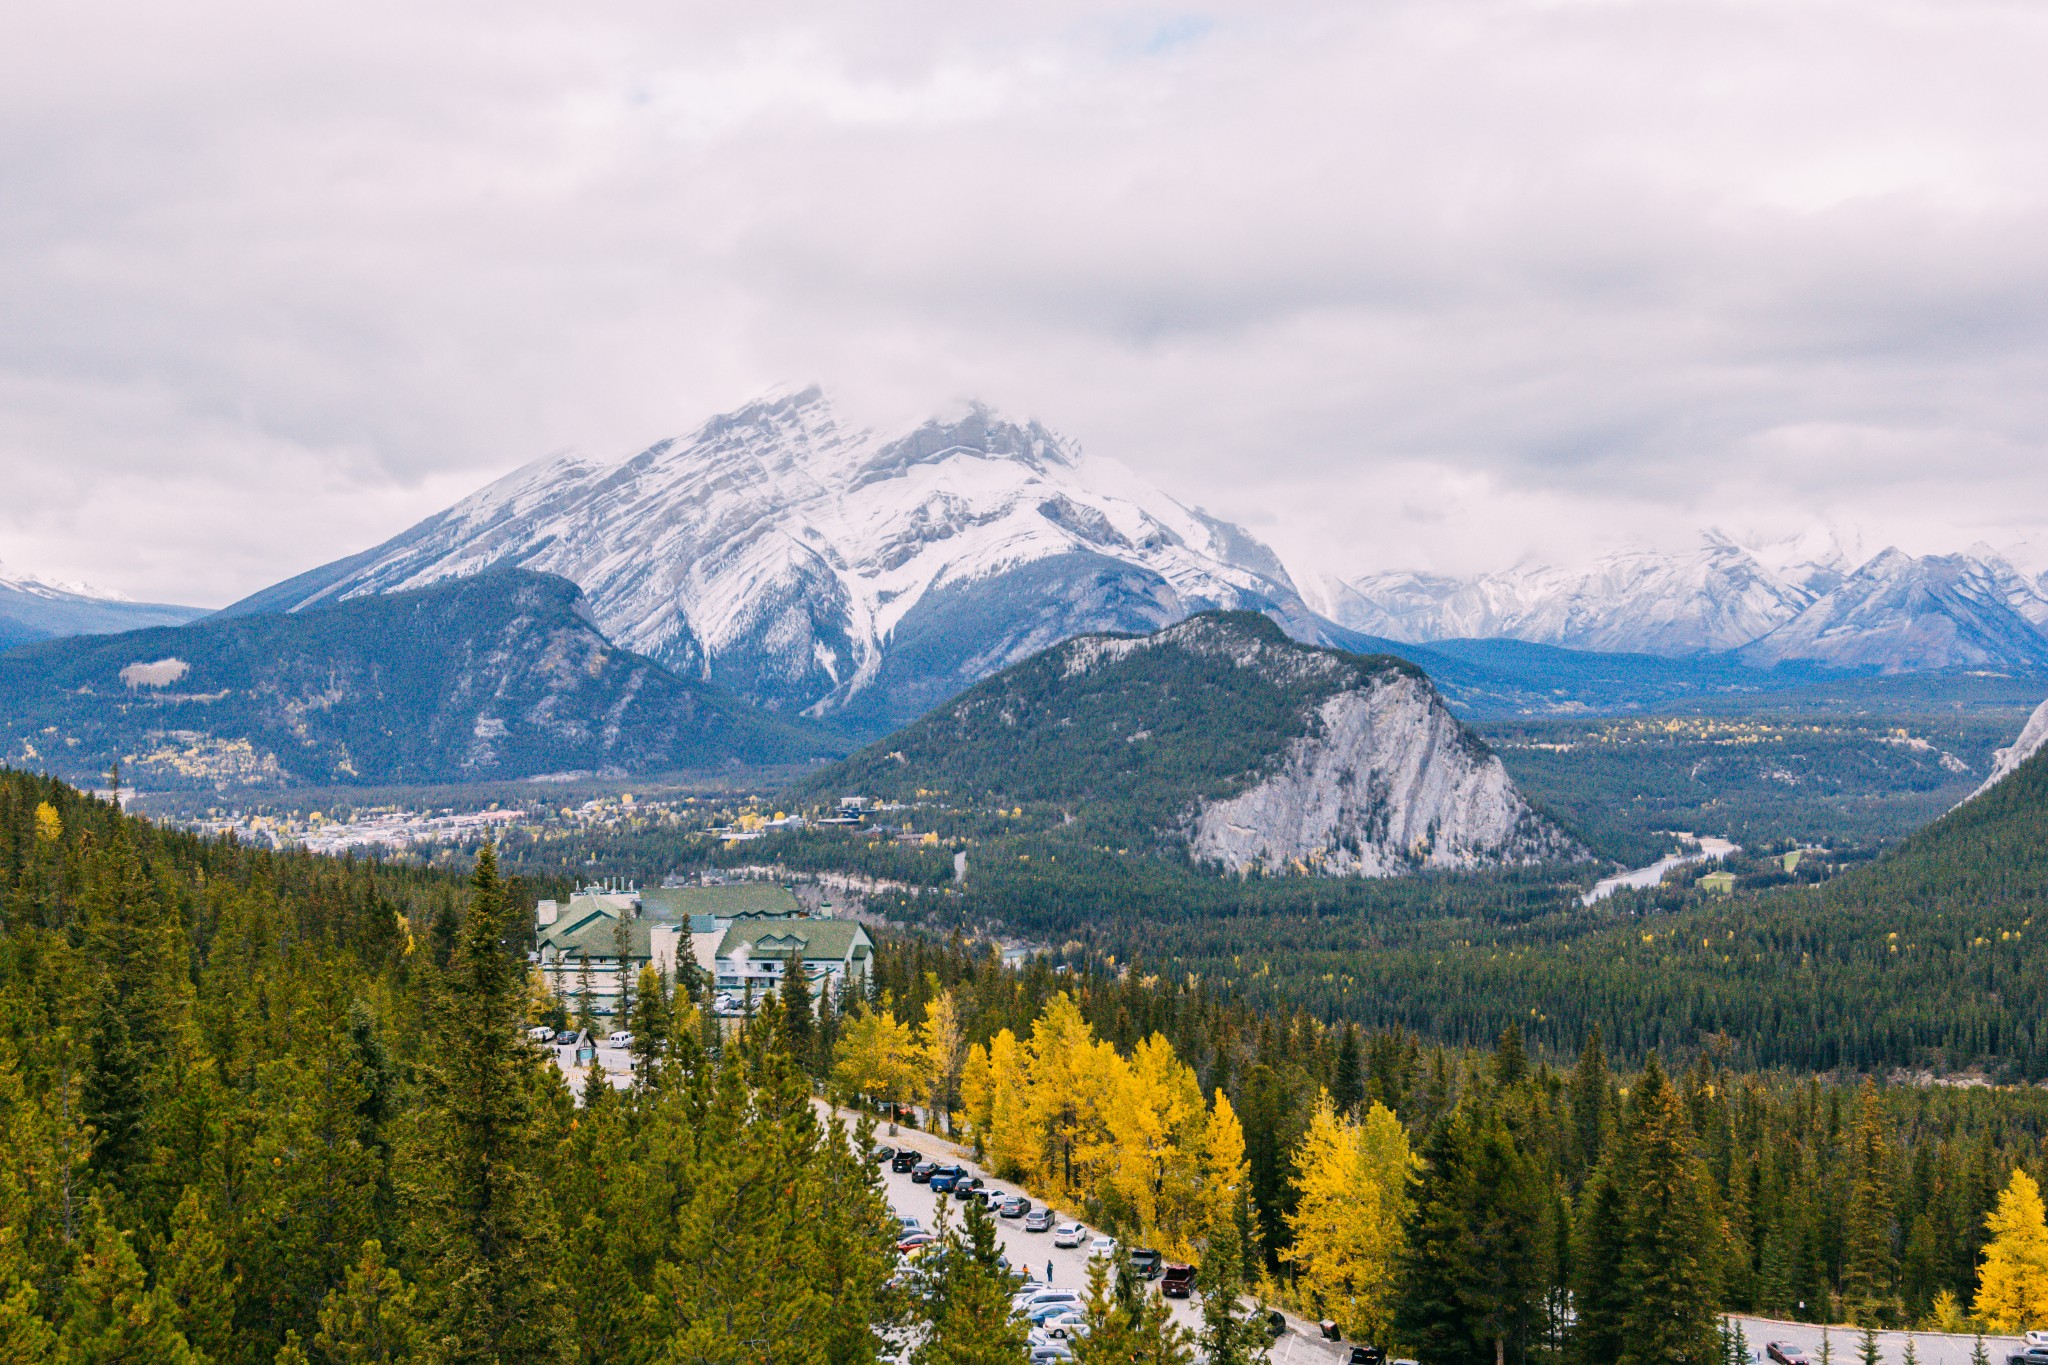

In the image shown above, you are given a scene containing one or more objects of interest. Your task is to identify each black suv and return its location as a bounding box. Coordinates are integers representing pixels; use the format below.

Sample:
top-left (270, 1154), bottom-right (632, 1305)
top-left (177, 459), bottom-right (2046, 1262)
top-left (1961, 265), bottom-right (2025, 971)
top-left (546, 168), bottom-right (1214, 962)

top-left (891, 1149), bottom-right (923, 1174)
top-left (1128, 1248), bottom-right (1164, 1280)
top-left (910, 1160), bottom-right (940, 1183)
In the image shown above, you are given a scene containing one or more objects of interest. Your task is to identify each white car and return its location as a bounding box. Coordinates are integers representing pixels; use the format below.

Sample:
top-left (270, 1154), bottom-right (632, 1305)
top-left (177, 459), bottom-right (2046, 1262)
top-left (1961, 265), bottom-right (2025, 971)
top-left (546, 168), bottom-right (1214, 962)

top-left (1012, 1289), bottom-right (1080, 1316)
top-left (525, 1025), bottom-right (555, 1042)
top-left (1032, 1314), bottom-right (1089, 1342)
top-left (606, 1030), bottom-right (633, 1047)
top-left (1087, 1236), bottom-right (1117, 1260)
top-left (1051, 1223), bottom-right (1086, 1248)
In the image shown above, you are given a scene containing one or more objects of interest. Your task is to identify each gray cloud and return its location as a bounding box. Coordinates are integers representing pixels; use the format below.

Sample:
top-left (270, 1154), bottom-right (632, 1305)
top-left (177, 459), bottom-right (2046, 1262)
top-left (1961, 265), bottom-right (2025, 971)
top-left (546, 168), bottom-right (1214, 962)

top-left (4, 0), bottom-right (2048, 603)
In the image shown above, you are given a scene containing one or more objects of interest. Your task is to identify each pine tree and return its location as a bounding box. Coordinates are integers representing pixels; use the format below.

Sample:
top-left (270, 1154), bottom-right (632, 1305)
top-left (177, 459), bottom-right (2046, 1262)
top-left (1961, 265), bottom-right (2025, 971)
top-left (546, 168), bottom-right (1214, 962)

top-left (914, 1197), bottom-right (1029, 1365)
top-left (1901, 1335), bottom-right (1919, 1365)
top-left (780, 952), bottom-right (814, 1070)
top-left (1492, 1023), bottom-right (1529, 1088)
top-left (58, 1200), bottom-right (199, 1364)
top-left (311, 1240), bottom-right (424, 1364)
top-left (1573, 1152), bottom-right (1632, 1365)
top-left (1197, 1172), bottom-right (1270, 1365)
top-left (1857, 1325), bottom-right (1881, 1365)
top-left (404, 845), bottom-right (574, 1365)
top-left (1971, 1335), bottom-right (1989, 1365)
top-left (1572, 1028), bottom-right (1611, 1176)
top-left (159, 1188), bottom-right (238, 1364)
top-left (1841, 1082), bottom-right (1898, 1324)
top-left (1616, 1056), bottom-right (1720, 1365)
top-left (1332, 1024), bottom-right (1363, 1118)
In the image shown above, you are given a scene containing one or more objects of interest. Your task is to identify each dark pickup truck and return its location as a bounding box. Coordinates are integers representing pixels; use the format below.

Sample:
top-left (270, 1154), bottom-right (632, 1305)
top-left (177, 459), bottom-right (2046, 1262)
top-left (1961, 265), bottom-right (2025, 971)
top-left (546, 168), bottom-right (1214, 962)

top-left (1161, 1263), bottom-right (1195, 1298)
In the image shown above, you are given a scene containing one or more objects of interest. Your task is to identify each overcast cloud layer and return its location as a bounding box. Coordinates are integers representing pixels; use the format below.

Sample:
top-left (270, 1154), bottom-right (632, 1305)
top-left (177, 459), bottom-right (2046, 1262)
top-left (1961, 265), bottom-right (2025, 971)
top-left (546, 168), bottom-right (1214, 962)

top-left (5, 0), bottom-right (2048, 605)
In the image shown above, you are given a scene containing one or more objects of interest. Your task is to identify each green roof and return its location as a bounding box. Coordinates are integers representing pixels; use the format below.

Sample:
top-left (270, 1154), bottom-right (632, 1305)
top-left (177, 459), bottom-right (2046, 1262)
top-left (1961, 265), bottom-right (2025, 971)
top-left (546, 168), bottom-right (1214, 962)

top-left (638, 883), bottom-right (802, 922)
top-left (539, 915), bottom-right (665, 959)
top-left (716, 919), bottom-right (870, 963)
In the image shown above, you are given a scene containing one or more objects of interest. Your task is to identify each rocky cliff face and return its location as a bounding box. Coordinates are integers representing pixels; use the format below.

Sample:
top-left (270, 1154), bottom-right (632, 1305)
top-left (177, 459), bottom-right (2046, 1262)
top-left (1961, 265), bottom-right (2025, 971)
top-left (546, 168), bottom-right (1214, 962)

top-left (1962, 694), bottom-right (2048, 805)
top-left (1188, 669), bottom-right (1583, 876)
top-left (799, 610), bottom-right (1585, 879)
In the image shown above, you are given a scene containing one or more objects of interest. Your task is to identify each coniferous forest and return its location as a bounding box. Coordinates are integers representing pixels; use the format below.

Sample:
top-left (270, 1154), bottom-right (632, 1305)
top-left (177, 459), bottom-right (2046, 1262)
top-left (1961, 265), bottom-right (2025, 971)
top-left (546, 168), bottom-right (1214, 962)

top-left (8, 761), bottom-right (2048, 1363)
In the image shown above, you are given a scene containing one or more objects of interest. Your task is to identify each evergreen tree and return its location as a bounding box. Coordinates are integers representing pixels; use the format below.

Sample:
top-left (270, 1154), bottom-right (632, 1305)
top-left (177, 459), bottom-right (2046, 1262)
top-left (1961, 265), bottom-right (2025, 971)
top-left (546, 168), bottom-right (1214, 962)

top-left (1857, 1325), bottom-right (1881, 1365)
top-left (1332, 1023), bottom-right (1363, 1118)
top-left (1841, 1082), bottom-right (1898, 1324)
top-left (780, 952), bottom-right (815, 1072)
top-left (1492, 1023), bottom-right (1529, 1088)
top-left (404, 845), bottom-right (574, 1365)
top-left (310, 1240), bottom-right (424, 1364)
top-left (58, 1201), bottom-right (199, 1365)
top-left (159, 1188), bottom-right (238, 1365)
top-left (915, 1197), bottom-right (1029, 1365)
top-left (1615, 1056), bottom-right (1719, 1365)
top-left (1572, 1152), bottom-right (1632, 1365)
top-left (1197, 1178), bottom-right (1269, 1365)
top-left (1572, 1028), bottom-right (1611, 1176)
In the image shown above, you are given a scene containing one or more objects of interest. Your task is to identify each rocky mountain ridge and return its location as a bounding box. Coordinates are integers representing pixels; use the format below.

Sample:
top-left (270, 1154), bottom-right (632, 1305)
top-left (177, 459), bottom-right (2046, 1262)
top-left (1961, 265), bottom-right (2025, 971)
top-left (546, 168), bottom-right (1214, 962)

top-left (1330, 531), bottom-right (2048, 673)
top-left (0, 561), bottom-right (205, 649)
top-left (0, 569), bottom-right (831, 789)
top-left (801, 612), bottom-right (1586, 878)
top-left (224, 388), bottom-right (1323, 730)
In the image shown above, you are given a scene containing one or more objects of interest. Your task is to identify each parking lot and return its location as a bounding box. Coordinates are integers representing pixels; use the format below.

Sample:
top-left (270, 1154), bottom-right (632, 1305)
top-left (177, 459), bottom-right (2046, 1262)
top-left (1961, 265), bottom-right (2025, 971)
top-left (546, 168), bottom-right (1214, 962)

top-left (1729, 1316), bottom-right (2026, 1365)
top-left (854, 1111), bottom-right (1350, 1361)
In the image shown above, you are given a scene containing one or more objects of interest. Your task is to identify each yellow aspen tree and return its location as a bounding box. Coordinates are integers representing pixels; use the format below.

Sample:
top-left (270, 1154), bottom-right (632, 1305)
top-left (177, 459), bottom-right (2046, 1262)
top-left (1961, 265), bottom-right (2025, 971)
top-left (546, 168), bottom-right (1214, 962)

top-left (1973, 1168), bottom-right (2048, 1332)
top-left (831, 1010), bottom-right (920, 1116)
top-left (960, 1041), bottom-right (996, 1138)
top-left (983, 1030), bottom-right (1039, 1180)
top-left (1026, 995), bottom-right (1108, 1192)
top-left (1282, 1096), bottom-right (1412, 1342)
top-left (1108, 1035), bottom-right (1206, 1242)
top-left (917, 991), bottom-right (967, 1134)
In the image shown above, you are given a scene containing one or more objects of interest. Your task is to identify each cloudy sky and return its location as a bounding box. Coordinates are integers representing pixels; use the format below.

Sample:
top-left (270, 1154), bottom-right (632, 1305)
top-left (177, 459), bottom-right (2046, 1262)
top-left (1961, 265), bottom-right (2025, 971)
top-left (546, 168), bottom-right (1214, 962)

top-left (5, 0), bottom-right (2048, 606)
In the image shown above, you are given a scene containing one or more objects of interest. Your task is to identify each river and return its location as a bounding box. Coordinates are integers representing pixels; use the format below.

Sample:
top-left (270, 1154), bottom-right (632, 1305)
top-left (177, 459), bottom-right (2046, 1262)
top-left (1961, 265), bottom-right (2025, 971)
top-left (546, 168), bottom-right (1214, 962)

top-left (1581, 834), bottom-right (1739, 906)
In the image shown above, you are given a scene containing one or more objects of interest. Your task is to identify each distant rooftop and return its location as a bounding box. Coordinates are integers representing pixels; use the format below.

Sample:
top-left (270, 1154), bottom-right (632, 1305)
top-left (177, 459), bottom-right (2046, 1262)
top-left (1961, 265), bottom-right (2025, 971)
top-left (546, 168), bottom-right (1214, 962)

top-left (639, 882), bottom-right (801, 922)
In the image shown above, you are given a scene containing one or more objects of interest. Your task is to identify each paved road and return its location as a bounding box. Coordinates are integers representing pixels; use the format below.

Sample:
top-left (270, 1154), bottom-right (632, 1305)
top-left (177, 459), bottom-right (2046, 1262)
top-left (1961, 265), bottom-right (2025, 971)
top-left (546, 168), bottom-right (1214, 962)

top-left (847, 1112), bottom-right (1351, 1361)
top-left (1730, 1316), bottom-right (2026, 1365)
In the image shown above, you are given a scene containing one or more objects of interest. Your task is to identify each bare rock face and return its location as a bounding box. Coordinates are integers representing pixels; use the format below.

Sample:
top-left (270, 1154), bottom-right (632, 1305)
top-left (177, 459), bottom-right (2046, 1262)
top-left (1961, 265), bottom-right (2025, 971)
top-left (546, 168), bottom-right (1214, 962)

top-left (1963, 694), bottom-right (2048, 805)
top-left (1188, 670), bottom-right (1583, 877)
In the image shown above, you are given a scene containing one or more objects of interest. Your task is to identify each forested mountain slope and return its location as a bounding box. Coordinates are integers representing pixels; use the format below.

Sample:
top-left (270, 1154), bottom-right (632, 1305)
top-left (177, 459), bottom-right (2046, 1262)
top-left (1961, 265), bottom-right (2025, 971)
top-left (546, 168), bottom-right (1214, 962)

top-left (799, 611), bottom-right (1585, 877)
top-left (0, 768), bottom-right (896, 1362)
top-left (0, 568), bottom-right (833, 789)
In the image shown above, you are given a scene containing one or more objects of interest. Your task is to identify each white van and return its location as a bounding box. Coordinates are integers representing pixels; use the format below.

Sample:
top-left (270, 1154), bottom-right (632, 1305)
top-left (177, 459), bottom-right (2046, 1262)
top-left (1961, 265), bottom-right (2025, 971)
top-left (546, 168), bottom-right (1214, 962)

top-left (605, 1030), bottom-right (633, 1047)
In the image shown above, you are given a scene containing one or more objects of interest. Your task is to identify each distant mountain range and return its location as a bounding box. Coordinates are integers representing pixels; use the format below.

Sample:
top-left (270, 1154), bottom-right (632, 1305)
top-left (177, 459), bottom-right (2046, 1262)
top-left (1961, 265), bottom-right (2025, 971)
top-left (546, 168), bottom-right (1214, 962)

top-left (0, 563), bottom-right (204, 650)
top-left (221, 387), bottom-right (1326, 730)
top-left (0, 569), bottom-right (832, 790)
top-left (1322, 530), bottom-right (2048, 673)
top-left (799, 612), bottom-right (1586, 877)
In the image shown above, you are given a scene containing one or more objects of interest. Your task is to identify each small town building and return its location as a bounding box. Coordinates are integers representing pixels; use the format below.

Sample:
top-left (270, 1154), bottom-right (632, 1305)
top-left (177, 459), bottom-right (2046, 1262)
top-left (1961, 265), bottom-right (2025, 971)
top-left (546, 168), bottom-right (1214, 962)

top-left (533, 879), bottom-right (865, 1014)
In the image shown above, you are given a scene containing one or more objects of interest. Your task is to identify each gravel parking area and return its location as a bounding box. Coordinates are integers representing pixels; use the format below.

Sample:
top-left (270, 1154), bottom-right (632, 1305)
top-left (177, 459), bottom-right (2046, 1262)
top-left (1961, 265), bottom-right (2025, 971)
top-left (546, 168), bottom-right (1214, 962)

top-left (847, 1111), bottom-right (1350, 1360)
top-left (1729, 1316), bottom-right (2026, 1365)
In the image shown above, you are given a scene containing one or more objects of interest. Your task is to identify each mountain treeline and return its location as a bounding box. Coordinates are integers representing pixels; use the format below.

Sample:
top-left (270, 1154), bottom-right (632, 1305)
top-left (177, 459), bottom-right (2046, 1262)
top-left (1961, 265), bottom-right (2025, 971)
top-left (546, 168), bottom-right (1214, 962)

top-left (0, 767), bottom-right (900, 1363)
top-left (853, 934), bottom-right (2048, 1351)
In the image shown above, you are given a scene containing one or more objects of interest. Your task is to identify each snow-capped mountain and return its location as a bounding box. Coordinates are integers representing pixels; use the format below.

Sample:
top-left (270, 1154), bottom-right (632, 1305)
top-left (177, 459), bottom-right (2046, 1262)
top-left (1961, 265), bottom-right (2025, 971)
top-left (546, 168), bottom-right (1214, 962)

top-left (0, 562), bottom-right (205, 649)
top-left (1330, 530), bottom-right (2048, 673)
top-left (1336, 534), bottom-right (1816, 655)
top-left (225, 388), bottom-right (1320, 726)
top-left (1740, 549), bottom-right (2048, 672)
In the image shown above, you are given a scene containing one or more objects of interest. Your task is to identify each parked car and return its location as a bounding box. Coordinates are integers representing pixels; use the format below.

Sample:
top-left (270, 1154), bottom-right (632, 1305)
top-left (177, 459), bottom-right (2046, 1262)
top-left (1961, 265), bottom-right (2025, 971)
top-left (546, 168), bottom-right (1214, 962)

top-left (999, 1195), bottom-right (1032, 1219)
top-left (526, 1025), bottom-right (555, 1042)
top-left (1032, 1314), bottom-right (1087, 1342)
top-left (1265, 1310), bottom-right (1287, 1338)
top-left (896, 1231), bottom-right (935, 1252)
top-left (927, 1166), bottom-right (970, 1192)
top-left (910, 1160), bottom-right (939, 1183)
top-left (1765, 1345), bottom-right (1812, 1365)
top-left (869, 1144), bottom-right (895, 1163)
top-left (2005, 1348), bottom-right (2048, 1365)
top-left (895, 1215), bottom-right (921, 1233)
top-left (1088, 1236), bottom-right (1117, 1261)
top-left (1127, 1248), bottom-right (1164, 1280)
top-left (605, 1030), bottom-right (632, 1047)
top-left (1024, 1208), bottom-right (1055, 1232)
top-left (952, 1176), bottom-right (986, 1198)
top-left (1028, 1348), bottom-right (1074, 1363)
top-left (1012, 1290), bottom-right (1081, 1318)
top-left (891, 1149), bottom-right (923, 1173)
top-left (1052, 1223), bottom-right (1086, 1248)
top-left (1024, 1302), bottom-right (1077, 1326)
top-left (1161, 1263), bottom-right (1195, 1298)
top-left (1347, 1347), bottom-right (1385, 1365)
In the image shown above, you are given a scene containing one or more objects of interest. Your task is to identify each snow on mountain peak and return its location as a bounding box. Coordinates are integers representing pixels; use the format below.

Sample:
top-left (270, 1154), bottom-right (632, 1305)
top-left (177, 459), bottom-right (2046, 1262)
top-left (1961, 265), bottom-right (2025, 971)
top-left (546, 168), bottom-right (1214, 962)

top-left (234, 387), bottom-right (1311, 725)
